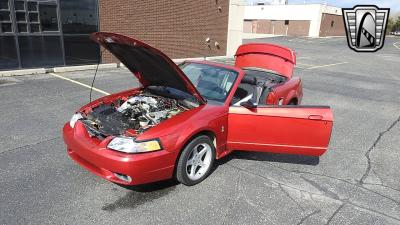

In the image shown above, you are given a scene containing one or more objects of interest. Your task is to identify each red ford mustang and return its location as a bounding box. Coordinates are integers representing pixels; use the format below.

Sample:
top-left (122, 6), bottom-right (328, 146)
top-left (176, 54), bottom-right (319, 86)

top-left (63, 32), bottom-right (333, 186)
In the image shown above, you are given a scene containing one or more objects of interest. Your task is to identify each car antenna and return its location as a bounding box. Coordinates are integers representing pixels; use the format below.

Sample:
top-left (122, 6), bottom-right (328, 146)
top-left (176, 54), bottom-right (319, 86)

top-left (89, 49), bottom-right (104, 102)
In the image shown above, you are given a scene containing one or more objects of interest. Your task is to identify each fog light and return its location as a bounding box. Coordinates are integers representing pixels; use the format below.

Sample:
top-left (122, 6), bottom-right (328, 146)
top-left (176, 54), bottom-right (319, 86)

top-left (114, 173), bottom-right (132, 182)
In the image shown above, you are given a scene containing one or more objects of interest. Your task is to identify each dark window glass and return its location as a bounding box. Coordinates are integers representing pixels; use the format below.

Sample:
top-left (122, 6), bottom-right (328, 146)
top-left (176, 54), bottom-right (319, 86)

top-left (0, 11), bottom-right (10, 21)
top-left (27, 1), bottom-right (37, 11)
top-left (60, 0), bottom-right (98, 34)
top-left (30, 23), bottom-right (39, 32)
top-left (63, 35), bottom-right (99, 65)
top-left (1, 22), bottom-right (12, 32)
top-left (15, 1), bottom-right (24, 10)
top-left (29, 12), bottom-right (38, 22)
top-left (0, 0), bottom-right (9, 10)
top-left (285, 20), bottom-right (289, 25)
top-left (16, 12), bottom-right (26, 21)
top-left (19, 36), bottom-right (63, 68)
top-left (331, 21), bottom-right (335, 27)
top-left (0, 36), bottom-right (19, 70)
top-left (39, 3), bottom-right (58, 31)
top-left (17, 23), bottom-right (27, 32)
top-left (180, 62), bottom-right (238, 103)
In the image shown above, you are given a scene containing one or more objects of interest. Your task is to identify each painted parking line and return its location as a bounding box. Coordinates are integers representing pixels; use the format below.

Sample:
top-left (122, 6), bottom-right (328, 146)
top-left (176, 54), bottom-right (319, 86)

top-left (393, 42), bottom-right (400, 50)
top-left (49, 72), bottom-right (110, 95)
top-left (306, 62), bottom-right (349, 70)
top-left (297, 62), bottom-right (316, 66)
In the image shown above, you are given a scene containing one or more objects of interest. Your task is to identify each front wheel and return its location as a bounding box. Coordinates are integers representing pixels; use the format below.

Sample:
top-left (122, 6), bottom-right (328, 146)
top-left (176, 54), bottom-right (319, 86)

top-left (176, 136), bottom-right (216, 186)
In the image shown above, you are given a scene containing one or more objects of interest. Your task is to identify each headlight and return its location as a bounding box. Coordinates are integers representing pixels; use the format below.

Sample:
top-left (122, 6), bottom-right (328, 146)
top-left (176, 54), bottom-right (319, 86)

top-left (107, 137), bottom-right (162, 154)
top-left (69, 113), bottom-right (83, 128)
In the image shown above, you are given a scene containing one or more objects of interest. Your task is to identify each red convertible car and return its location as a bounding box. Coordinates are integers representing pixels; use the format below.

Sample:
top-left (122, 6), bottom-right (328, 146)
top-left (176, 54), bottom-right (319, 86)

top-left (63, 32), bottom-right (333, 186)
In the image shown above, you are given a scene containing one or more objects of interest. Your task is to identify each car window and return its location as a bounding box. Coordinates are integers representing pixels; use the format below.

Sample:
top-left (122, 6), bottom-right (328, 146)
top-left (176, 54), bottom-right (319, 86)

top-left (180, 62), bottom-right (238, 103)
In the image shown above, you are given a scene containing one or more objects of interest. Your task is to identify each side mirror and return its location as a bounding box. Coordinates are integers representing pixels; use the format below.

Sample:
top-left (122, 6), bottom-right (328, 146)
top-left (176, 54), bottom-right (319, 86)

top-left (240, 100), bottom-right (257, 109)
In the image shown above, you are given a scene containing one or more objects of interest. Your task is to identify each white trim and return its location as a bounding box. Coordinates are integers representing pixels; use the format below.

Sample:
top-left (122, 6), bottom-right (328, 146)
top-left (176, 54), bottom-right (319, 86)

top-left (226, 0), bottom-right (245, 57)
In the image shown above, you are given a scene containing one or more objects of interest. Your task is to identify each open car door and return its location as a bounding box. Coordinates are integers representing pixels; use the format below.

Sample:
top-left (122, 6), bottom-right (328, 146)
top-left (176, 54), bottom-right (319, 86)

top-left (227, 106), bottom-right (333, 156)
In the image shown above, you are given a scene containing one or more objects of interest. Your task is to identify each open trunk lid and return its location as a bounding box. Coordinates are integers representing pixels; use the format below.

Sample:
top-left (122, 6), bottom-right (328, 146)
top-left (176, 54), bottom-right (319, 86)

top-left (235, 43), bottom-right (296, 79)
top-left (91, 32), bottom-right (206, 104)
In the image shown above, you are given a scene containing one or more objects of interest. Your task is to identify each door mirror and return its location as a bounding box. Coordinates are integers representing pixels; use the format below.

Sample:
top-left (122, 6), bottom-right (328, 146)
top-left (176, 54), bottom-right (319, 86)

top-left (240, 100), bottom-right (257, 109)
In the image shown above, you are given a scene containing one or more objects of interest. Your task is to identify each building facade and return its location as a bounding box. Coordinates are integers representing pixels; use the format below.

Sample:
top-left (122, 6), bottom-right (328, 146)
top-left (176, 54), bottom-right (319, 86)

top-left (0, 0), bottom-right (100, 71)
top-left (99, 0), bottom-right (243, 64)
top-left (243, 4), bottom-right (345, 37)
top-left (1, 0), bottom-right (244, 71)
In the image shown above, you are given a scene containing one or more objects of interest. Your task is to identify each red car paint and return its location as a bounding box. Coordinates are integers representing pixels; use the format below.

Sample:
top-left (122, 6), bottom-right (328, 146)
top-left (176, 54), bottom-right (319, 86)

top-left (63, 33), bottom-right (333, 186)
top-left (235, 43), bottom-right (303, 105)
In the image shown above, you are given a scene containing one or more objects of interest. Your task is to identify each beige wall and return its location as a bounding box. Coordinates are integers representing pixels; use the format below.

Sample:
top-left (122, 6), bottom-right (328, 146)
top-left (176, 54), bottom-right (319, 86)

top-left (243, 20), bottom-right (253, 33)
top-left (244, 19), bottom-right (310, 37)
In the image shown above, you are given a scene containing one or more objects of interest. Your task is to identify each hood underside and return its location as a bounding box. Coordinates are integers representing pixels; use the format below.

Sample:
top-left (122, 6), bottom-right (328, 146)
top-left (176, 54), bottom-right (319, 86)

top-left (91, 32), bottom-right (206, 104)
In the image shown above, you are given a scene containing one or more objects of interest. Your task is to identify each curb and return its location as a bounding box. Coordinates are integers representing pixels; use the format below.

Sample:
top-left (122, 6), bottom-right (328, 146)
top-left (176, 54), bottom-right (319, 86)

top-left (53, 63), bottom-right (118, 73)
top-left (0, 68), bottom-right (47, 77)
top-left (0, 56), bottom-right (232, 78)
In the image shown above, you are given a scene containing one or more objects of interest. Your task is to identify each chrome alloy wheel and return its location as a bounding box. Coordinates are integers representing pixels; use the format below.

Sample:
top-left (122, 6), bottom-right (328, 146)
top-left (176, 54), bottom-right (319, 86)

top-left (185, 143), bottom-right (212, 181)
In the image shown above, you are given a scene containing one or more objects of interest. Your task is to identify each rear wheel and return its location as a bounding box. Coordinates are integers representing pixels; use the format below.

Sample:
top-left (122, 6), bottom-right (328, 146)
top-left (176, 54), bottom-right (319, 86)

top-left (176, 136), bottom-right (215, 186)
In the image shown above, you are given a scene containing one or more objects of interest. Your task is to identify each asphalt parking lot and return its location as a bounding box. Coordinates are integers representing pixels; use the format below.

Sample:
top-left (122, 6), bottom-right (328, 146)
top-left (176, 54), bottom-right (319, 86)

top-left (1, 36), bottom-right (400, 225)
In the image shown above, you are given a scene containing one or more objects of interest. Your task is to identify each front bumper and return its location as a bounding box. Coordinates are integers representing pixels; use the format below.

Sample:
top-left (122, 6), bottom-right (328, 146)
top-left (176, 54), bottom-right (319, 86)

top-left (63, 122), bottom-right (176, 185)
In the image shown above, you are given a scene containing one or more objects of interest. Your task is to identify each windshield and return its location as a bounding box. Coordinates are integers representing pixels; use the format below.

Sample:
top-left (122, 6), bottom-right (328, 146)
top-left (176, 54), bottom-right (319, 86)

top-left (179, 62), bottom-right (238, 103)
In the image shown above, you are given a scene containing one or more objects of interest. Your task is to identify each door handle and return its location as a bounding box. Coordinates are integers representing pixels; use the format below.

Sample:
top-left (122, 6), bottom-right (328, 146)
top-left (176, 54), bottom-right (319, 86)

top-left (308, 115), bottom-right (323, 120)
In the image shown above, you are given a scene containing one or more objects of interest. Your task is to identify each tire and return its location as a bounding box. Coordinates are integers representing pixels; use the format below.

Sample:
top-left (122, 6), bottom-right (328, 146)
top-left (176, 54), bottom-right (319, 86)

top-left (176, 135), bottom-right (216, 186)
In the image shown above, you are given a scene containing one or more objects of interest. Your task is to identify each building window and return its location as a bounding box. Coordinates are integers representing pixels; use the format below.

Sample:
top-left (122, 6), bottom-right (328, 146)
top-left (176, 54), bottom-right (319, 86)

top-left (0, 0), bottom-right (10, 9)
top-left (0, 0), bottom-right (100, 70)
top-left (19, 36), bottom-right (64, 68)
top-left (0, 36), bottom-right (19, 69)
top-left (0, 0), bottom-right (12, 33)
top-left (285, 20), bottom-right (289, 25)
top-left (39, 3), bottom-right (59, 31)
top-left (331, 21), bottom-right (334, 27)
top-left (60, 0), bottom-right (100, 65)
top-left (14, 0), bottom-right (24, 10)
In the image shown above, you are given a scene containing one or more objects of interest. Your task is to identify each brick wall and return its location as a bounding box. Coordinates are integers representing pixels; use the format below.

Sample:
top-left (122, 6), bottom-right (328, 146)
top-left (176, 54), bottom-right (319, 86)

top-left (288, 21), bottom-right (310, 36)
top-left (99, 0), bottom-right (229, 63)
top-left (319, 13), bottom-right (345, 37)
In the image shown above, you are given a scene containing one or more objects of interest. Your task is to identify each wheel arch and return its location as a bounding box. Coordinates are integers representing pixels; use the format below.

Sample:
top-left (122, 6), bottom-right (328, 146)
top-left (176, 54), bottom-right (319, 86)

top-left (288, 97), bottom-right (298, 105)
top-left (173, 129), bottom-right (217, 178)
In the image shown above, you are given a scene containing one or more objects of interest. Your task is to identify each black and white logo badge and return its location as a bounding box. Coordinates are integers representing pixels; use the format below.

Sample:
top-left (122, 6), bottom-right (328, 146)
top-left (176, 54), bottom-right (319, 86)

top-left (342, 5), bottom-right (390, 52)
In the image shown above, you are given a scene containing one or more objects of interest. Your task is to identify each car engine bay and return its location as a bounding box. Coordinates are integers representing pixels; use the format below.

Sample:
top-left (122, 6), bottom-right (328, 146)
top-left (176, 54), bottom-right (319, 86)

top-left (81, 93), bottom-right (188, 138)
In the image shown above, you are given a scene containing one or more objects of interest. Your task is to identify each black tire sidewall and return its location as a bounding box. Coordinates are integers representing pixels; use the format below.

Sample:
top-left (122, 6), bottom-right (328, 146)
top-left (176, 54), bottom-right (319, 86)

top-left (176, 135), bottom-right (216, 186)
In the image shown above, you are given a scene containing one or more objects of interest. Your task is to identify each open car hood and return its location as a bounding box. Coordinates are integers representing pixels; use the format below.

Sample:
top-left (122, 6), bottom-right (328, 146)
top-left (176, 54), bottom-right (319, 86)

top-left (91, 32), bottom-right (206, 104)
top-left (235, 43), bottom-right (296, 79)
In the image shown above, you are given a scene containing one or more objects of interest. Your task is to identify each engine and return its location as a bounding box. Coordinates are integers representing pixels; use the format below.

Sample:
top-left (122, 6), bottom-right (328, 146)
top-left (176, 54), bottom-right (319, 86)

top-left (82, 94), bottom-right (185, 137)
top-left (117, 95), bottom-right (182, 129)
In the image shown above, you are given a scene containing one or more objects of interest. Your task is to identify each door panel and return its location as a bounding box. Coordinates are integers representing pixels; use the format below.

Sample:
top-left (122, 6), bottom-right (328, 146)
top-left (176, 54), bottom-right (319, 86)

top-left (227, 106), bottom-right (333, 156)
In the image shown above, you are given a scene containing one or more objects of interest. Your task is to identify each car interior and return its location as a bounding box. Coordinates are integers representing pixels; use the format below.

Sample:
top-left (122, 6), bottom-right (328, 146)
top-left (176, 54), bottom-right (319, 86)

top-left (231, 68), bottom-right (286, 106)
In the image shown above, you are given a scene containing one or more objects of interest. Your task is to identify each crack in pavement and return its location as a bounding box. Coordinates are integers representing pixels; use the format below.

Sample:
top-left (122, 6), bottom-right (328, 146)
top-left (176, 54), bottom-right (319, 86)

top-left (301, 176), bottom-right (341, 200)
top-left (225, 163), bottom-right (400, 222)
top-left (296, 209), bottom-right (321, 225)
top-left (263, 162), bottom-right (400, 206)
top-left (0, 137), bottom-right (61, 156)
top-left (326, 203), bottom-right (345, 225)
top-left (359, 115), bottom-right (400, 185)
top-left (363, 183), bottom-right (400, 193)
top-left (278, 184), bottom-right (306, 211)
